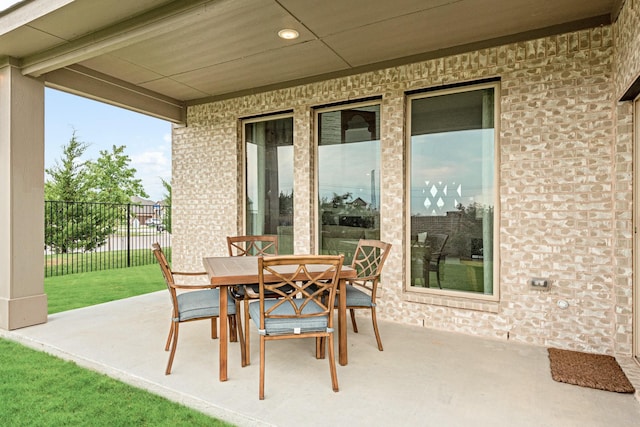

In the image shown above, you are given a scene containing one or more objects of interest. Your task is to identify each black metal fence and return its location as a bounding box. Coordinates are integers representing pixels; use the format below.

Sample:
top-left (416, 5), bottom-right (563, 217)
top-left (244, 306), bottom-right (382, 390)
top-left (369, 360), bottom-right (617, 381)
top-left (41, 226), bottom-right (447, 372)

top-left (45, 200), bottom-right (171, 277)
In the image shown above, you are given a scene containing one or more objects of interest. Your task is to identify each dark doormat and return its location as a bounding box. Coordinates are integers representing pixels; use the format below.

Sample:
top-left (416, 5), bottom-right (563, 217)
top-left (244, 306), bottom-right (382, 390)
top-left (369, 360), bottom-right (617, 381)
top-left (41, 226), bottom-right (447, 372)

top-left (548, 348), bottom-right (635, 393)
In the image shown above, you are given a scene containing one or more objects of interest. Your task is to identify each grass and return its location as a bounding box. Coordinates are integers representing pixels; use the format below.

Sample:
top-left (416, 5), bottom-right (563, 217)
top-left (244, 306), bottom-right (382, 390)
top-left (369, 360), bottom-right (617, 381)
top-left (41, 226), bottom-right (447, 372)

top-left (440, 261), bottom-right (487, 293)
top-left (4, 263), bottom-right (233, 426)
top-left (413, 260), bottom-right (490, 294)
top-left (44, 264), bottom-right (166, 314)
top-left (45, 247), bottom-right (171, 278)
top-left (0, 339), bottom-right (232, 427)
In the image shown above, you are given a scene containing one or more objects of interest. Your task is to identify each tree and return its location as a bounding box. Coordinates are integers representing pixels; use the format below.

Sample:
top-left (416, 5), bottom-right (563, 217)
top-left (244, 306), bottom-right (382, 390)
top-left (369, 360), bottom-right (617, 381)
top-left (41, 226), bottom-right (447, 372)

top-left (161, 178), bottom-right (172, 233)
top-left (44, 131), bottom-right (90, 202)
top-left (88, 145), bottom-right (148, 204)
top-left (44, 132), bottom-right (111, 253)
top-left (45, 135), bottom-right (150, 253)
top-left (86, 145), bottom-right (149, 234)
top-left (330, 192), bottom-right (352, 208)
top-left (448, 203), bottom-right (491, 258)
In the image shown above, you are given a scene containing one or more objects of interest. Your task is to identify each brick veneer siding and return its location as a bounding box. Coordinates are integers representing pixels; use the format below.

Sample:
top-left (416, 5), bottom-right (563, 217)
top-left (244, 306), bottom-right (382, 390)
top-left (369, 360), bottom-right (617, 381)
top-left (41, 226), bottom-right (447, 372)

top-left (614, 0), bottom-right (640, 99)
top-left (612, 0), bottom-right (640, 355)
top-left (173, 23), bottom-right (638, 355)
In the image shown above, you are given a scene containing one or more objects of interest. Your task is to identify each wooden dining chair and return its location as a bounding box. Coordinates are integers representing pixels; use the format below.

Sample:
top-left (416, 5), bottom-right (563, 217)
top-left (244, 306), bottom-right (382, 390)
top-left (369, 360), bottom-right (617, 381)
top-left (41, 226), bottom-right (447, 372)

top-left (338, 239), bottom-right (392, 351)
top-left (249, 255), bottom-right (344, 399)
top-left (152, 243), bottom-right (243, 374)
top-left (227, 235), bottom-right (280, 366)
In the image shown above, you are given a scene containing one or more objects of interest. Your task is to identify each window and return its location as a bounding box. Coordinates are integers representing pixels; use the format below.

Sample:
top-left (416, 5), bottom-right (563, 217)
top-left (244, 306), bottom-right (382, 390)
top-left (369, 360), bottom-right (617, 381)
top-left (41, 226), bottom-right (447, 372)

top-left (316, 102), bottom-right (381, 264)
top-left (244, 114), bottom-right (294, 254)
top-left (407, 83), bottom-right (498, 298)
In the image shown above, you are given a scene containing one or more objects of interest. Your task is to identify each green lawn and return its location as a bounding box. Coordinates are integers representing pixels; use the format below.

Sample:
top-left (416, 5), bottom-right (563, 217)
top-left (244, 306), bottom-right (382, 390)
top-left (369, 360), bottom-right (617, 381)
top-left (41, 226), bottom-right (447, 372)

top-left (45, 264), bottom-right (166, 314)
top-left (0, 339), bottom-right (232, 427)
top-left (413, 260), bottom-right (490, 294)
top-left (440, 261), bottom-right (487, 293)
top-left (0, 262), bottom-right (233, 426)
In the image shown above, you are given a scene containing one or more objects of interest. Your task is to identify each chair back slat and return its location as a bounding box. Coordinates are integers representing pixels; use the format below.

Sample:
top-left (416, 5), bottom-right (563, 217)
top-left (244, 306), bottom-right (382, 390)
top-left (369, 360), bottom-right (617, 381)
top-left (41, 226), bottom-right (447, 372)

top-left (351, 239), bottom-right (392, 282)
top-left (427, 233), bottom-right (448, 258)
top-left (152, 242), bottom-right (180, 317)
top-left (342, 239), bottom-right (391, 352)
top-left (152, 242), bottom-right (174, 288)
top-left (227, 235), bottom-right (278, 257)
top-left (258, 255), bottom-right (343, 327)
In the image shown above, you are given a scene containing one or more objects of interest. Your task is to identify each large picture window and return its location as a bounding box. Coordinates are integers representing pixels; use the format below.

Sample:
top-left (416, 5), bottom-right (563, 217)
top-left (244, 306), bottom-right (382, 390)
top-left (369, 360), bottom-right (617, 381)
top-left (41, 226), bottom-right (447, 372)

top-left (407, 83), bottom-right (498, 298)
top-left (316, 102), bottom-right (381, 264)
top-left (244, 114), bottom-right (294, 254)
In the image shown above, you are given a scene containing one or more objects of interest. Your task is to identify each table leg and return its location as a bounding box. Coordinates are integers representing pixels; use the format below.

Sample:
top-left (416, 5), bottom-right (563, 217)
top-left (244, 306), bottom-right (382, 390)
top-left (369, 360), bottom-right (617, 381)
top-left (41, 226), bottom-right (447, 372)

top-left (219, 285), bottom-right (228, 381)
top-left (338, 277), bottom-right (348, 366)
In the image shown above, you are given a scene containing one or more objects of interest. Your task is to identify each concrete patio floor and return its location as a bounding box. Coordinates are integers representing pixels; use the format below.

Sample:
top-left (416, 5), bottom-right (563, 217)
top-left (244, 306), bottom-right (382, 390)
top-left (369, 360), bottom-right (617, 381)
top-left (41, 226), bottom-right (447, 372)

top-left (3, 291), bottom-right (640, 427)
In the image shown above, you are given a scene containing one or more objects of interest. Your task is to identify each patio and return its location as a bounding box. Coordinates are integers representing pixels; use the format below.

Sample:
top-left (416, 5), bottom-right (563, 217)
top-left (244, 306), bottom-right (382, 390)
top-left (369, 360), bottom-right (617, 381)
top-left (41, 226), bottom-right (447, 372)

top-left (3, 291), bottom-right (640, 427)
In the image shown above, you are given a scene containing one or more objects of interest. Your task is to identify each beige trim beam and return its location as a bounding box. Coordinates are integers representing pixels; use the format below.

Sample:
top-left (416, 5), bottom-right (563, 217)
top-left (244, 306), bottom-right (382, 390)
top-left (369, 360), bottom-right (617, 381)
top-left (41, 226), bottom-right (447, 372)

top-left (0, 0), bottom-right (74, 36)
top-left (45, 64), bottom-right (185, 123)
top-left (20, 0), bottom-right (219, 77)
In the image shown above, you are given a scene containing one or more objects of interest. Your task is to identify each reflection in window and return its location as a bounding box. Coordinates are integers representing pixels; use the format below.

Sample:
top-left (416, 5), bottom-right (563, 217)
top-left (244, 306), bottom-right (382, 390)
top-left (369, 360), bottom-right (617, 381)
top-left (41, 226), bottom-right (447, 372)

top-left (408, 84), bottom-right (497, 296)
top-left (317, 104), bottom-right (381, 264)
top-left (244, 116), bottom-right (293, 254)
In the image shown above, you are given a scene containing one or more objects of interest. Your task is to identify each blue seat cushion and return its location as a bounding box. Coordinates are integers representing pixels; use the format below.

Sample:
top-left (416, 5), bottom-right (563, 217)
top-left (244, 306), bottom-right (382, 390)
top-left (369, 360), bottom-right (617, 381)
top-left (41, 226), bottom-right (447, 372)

top-left (335, 284), bottom-right (373, 307)
top-left (248, 299), bottom-right (329, 335)
top-left (176, 288), bottom-right (236, 321)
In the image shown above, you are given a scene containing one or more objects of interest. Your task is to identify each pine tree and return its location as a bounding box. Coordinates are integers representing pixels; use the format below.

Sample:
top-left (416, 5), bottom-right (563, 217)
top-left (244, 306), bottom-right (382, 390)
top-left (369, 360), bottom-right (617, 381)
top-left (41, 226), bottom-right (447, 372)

top-left (160, 178), bottom-right (171, 233)
top-left (44, 132), bottom-right (108, 253)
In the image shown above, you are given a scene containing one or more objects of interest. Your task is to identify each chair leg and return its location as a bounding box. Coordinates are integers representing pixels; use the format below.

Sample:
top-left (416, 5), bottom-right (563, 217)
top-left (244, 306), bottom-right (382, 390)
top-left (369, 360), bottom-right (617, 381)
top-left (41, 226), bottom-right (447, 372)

top-left (229, 315), bottom-right (238, 342)
top-left (211, 317), bottom-right (218, 339)
top-left (436, 262), bottom-right (442, 289)
top-left (350, 308), bottom-right (359, 333)
top-left (327, 332), bottom-right (339, 392)
top-left (371, 307), bottom-right (384, 351)
top-left (244, 297), bottom-right (251, 366)
top-left (235, 311), bottom-right (246, 367)
top-left (165, 320), bottom-right (174, 351)
top-left (315, 337), bottom-right (322, 359)
top-left (316, 336), bottom-right (326, 359)
top-left (165, 322), bottom-right (179, 375)
top-left (259, 336), bottom-right (266, 400)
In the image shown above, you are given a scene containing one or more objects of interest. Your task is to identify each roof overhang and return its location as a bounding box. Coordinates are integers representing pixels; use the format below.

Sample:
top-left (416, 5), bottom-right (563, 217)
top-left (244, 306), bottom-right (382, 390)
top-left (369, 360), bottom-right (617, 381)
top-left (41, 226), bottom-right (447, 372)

top-left (0, 0), bottom-right (623, 123)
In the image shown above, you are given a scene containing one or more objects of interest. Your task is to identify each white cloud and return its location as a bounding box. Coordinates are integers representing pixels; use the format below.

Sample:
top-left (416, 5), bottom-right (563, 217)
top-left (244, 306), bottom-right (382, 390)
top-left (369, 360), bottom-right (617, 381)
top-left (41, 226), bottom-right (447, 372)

top-left (132, 150), bottom-right (169, 167)
top-left (131, 149), bottom-right (170, 201)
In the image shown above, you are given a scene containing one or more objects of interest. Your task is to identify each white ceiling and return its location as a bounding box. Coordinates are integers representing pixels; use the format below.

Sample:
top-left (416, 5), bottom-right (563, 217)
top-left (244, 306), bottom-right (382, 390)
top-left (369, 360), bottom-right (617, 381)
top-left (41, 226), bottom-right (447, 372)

top-left (0, 0), bottom-right (619, 121)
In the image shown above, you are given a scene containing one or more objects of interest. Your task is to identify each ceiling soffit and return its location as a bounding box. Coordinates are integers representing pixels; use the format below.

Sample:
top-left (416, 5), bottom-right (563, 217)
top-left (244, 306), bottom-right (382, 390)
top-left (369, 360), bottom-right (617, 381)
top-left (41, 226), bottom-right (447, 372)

top-left (0, 0), bottom-right (618, 120)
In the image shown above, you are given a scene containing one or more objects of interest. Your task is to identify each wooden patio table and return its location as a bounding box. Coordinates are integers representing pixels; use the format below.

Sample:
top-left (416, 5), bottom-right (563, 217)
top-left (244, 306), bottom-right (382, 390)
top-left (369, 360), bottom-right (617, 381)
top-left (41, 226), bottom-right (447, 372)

top-left (203, 255), bottom-right (356, 382)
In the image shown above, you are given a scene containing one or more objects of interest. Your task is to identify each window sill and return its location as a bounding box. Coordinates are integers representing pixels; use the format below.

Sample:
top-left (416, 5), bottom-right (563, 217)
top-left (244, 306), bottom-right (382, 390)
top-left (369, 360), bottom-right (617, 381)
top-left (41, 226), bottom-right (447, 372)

top-left (404, 289), bottom-right (500, 313)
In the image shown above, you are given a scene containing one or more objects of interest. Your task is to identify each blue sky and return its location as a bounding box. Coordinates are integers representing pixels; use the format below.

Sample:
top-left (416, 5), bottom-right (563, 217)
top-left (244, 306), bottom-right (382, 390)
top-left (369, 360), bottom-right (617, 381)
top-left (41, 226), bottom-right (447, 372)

top-left (45, 88), bottom-right (172, 201)
top-left (0, 1), bottom-right (22, 12)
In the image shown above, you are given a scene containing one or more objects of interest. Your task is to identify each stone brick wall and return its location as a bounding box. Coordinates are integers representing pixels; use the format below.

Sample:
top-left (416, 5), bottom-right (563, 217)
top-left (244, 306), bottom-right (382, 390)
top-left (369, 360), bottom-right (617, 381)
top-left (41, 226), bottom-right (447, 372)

top-left (173, 24), bottom-right (638, 355)
top-left (610, 0), bottom-right (640, 355)
top-left (614, 0), bottom-right (640, 98)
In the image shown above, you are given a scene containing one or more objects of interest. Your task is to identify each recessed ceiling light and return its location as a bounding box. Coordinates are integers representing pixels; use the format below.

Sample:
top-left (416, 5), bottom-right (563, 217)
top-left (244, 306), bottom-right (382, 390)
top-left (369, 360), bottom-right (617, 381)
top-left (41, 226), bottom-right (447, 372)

top-left (278, 29), bottom-right (299, 40)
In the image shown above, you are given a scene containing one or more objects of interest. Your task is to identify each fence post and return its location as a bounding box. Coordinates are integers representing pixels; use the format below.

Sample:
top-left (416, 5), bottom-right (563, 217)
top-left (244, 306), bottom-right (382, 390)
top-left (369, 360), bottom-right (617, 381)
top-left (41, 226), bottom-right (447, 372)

top-left (127, 203), bottom-right (131, 267)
